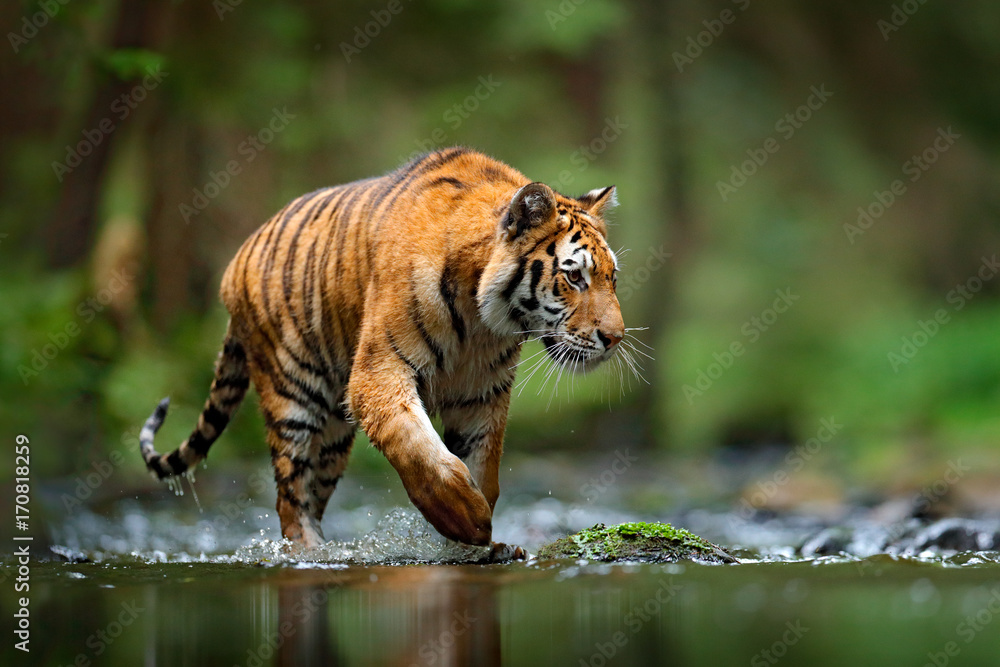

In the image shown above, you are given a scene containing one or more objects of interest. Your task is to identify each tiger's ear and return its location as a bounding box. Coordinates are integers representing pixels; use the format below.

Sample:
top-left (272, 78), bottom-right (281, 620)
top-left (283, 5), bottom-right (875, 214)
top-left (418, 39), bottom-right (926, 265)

top-left (577, 186), bottom-right (618, 218)
top-left (504, 182), bottom-right (556, 240)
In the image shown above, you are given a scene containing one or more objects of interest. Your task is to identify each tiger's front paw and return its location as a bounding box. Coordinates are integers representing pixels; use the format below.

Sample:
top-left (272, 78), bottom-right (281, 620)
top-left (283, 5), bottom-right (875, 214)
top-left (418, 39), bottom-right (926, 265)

top-left (407, 458), bottom-right (493, 546)
top-left (485, 542), bottom-right (527, 563)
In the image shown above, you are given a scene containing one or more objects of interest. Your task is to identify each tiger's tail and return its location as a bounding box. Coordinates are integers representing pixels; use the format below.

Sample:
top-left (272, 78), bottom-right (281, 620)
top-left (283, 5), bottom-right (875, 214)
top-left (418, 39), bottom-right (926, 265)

top-left (140, 327), bottom-right (250, 479)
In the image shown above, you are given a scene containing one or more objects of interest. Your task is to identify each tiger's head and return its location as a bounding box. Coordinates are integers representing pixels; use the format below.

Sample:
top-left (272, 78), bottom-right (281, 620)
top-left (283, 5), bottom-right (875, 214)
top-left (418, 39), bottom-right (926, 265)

top-left (479, 181), bottom-right (625, 372)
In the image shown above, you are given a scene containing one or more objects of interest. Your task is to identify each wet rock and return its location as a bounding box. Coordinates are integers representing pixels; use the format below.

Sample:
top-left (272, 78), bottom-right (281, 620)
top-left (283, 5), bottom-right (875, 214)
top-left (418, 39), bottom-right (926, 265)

top-left (907, 518), bottom-right (1000, 554)
top-left (49, 545), bottom-right (91, 563)
top-left (800, 527), bottom-right (851, 557)
top-left (535, 522), bottom-right (738, 564)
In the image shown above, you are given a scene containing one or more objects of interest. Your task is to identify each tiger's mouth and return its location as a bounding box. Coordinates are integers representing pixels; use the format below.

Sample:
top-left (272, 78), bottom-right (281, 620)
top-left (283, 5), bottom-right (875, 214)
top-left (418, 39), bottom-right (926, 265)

top-left (541, 334), bottom-right (609, 372)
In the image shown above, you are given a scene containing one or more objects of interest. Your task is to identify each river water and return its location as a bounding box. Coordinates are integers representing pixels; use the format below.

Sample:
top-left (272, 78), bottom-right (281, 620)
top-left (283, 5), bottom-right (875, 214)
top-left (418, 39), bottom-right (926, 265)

top-left (4, 452), bottom-right (1000, 666)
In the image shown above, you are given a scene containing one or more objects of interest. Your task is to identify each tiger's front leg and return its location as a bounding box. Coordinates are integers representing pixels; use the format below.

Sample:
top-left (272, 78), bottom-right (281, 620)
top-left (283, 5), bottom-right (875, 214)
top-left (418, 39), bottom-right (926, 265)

top-left (348, 330), bottom-right (493, 546)
top-left (441, 393), bottom-right (527, 561)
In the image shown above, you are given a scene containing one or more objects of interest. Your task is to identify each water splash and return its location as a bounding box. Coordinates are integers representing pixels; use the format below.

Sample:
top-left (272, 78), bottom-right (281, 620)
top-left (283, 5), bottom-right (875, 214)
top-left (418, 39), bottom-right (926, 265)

top-left (184, 469), bottom-right (202, 513)
top-left (233, 509), bottom-right (491, 565)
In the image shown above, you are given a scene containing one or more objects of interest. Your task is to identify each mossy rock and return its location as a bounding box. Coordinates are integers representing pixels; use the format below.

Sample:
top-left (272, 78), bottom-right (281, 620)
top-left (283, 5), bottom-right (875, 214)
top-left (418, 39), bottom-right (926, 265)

top-left (536, 522), bottom-right (738, 564)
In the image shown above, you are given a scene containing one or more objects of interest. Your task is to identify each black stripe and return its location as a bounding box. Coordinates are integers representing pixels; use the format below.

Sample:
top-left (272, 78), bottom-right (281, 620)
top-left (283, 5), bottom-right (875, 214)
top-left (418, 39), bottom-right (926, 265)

top-left (273, 455), bottom-right (311, 483)
top-left (501, 257), bottom-right (526, 301)
top-left (281, 189), bottom-right (339, 373)
top-left (409, 291), bottom-right (445, 369)
top-left (300, 232), bottom-right (322, 340)
top-left (444, 429), bottom-right (479, 459)
top-left (223, 338), bottom-right (247, 360)
top-left (264, 411), bottom-right (323, 437)
top-left (570, 231), bottom-right (582, 243)
top-left (319, 433), bottom-right (354, 462)
top-left (203, 404), bottom-right (229, 433)
top-left (239, 220), bottom-right (327, 381)
top-left (520, 259), bottom-right (544, 311)
top-left (316, 475), bottom-right (342, 488)
top-left (439, 261), bottom-right (466, 343)
top-left (377, 147), bottom-right (471, 223)
top-left (425, 176), bottom-right (465, 190)
top-left (276, 489), bottom-right (306, 508)
top-left (440, 376), bottom-right (513, 411)
top-left (479, 164), bottom-right (515, 184)
top-left (543, 305), bottom-right (562, 315)
top-left (187, 430), bottom-right (212, 456)
top-left (217, 393), bottom-right (245, 408)
top-left (254, 350), bottom-right (332, 414)
top-left (330, 402), bottom-right (349, 422)
top-left (165, 450), bottom-right (184, 473)
top-left (334, 184), bottom-right (371, 286)
top-left (546, 241), bottom-right (556, 256)
top-left (510, 306), bottom-right (527, 327)
top-left (214, 375), bottom-right (250, 391)
top-left (278, 371), bottom-right (332, 414)
top-left (489, 343), bottom-right (521, 371)
top-left (387, 331), bottom-right (420, 377)
top-left (261, 191), bottom-right (316, 313)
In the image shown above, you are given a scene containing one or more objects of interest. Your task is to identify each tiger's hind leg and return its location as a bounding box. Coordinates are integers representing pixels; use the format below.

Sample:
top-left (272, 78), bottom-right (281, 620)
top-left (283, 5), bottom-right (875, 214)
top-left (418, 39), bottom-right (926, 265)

top-left (250, 367), bottom-right (334, 548)
top-left (305, 403), bottom-right (355, 528)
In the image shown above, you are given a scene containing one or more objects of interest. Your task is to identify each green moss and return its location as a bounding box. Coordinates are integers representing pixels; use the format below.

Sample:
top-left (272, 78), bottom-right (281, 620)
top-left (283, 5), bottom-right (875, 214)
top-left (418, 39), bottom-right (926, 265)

top-left (537, 522), bottom-right (738, 564)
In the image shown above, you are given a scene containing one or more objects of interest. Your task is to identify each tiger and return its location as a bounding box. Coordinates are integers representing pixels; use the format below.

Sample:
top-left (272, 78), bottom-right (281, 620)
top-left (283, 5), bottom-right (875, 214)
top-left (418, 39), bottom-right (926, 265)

top-left (139, 147), bottom-right (625, 559)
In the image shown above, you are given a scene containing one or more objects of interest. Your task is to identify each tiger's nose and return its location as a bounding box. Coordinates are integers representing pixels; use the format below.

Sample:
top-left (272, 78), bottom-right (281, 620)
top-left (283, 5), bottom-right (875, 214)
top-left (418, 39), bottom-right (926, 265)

top-left (597, 331), bottom-right (623, 350)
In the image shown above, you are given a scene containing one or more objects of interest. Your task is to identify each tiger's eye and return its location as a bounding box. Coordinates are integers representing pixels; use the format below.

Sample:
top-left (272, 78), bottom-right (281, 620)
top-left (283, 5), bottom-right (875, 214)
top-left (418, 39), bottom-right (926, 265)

top-left (568, 269), bottom-right (582, 283)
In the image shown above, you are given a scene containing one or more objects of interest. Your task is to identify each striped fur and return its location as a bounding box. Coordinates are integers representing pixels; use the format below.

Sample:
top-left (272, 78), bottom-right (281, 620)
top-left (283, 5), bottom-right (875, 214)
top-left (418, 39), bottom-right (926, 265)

top-left (139, 147), bottom-right (624, 550)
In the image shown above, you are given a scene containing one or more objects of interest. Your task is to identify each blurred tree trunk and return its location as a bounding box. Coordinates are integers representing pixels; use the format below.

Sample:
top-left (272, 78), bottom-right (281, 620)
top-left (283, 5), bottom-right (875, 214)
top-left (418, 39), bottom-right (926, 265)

top-left (145, 113), bottom-right (198, 331)
top-left (633, 0), bottom-right (696, 447)
top-left (44, 0), bottom-right (156, 269)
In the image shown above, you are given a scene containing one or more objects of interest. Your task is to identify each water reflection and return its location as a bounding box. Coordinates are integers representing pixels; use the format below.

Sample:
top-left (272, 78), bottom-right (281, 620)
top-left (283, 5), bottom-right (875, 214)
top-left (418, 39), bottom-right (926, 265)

top-left (268, 567), bottom-right (500, 667)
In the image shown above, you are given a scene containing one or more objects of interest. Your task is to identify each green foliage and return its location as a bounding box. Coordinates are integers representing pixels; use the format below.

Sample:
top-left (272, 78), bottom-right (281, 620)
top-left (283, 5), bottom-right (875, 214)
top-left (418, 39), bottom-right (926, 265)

top-left (4, 0), bottom-right (1000, 488)
top-left (99, 48), bottom-right (167, 80)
